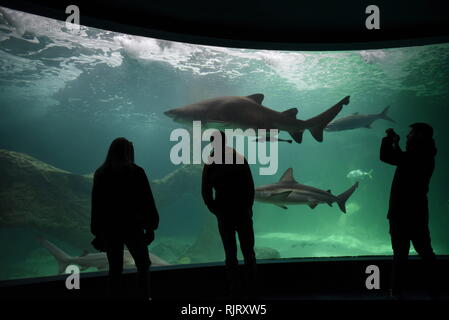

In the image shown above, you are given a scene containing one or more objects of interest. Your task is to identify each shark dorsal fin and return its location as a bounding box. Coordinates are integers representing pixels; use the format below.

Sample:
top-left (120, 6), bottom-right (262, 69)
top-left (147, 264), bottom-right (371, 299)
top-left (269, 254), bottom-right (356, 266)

top-left (247, 93), bottom-right (264, 105)
top-left (279, 168), bottom-right (298, 184)
top-left (282, 108), bottom-right (298, 118)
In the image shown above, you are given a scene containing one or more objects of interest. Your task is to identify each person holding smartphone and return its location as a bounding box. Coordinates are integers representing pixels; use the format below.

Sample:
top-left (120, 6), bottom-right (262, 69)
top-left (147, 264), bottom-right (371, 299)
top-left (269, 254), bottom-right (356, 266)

top-left (380, 123), bottom-right (437, 298)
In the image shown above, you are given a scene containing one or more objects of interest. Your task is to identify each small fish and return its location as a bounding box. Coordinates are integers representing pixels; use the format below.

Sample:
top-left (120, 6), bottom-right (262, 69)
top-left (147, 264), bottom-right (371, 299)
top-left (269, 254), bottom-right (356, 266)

top-left (346, 169), bottom-right (373, 181)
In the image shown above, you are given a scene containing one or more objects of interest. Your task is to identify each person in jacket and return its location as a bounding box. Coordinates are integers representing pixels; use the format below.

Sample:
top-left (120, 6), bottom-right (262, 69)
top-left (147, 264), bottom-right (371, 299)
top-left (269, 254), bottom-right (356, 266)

top-left (202, 130), bottom-right (257, 298)
top-left (91, 137), bottom-right (159, 299)
top-left (380, 123), bottom-right (437, 297)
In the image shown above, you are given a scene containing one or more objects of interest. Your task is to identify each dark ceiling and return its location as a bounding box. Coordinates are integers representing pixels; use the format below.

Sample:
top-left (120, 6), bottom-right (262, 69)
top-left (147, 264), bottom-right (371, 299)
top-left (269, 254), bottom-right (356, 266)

top-left (1, 0), bottom-right (449, 50)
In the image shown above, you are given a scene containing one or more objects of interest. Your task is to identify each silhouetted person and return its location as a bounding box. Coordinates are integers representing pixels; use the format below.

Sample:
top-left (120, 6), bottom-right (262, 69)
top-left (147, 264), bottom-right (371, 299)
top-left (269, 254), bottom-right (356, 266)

top-left (380, 123), bottom-right (437, 298)
top-left (91, 137), bottom-right (159, 300)
top-left (202, 131), bottom-right (257, 298)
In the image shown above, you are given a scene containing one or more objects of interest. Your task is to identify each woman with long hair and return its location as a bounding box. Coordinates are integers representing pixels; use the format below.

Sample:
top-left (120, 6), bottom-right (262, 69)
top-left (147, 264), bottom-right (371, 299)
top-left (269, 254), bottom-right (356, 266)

top-left (91, 137), bottom-right (159, 299)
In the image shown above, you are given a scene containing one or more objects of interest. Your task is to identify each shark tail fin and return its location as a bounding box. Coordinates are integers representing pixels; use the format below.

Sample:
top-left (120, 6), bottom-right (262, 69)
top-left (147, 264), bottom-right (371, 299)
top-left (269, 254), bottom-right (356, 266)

top-left (336, 181), bottom-right (359, 213)
top-left (37, 237), bottom-right (72, 274)
top-left (379, 106), bottom-right (395, 123)
top-left (304, 95), bottom-right (350, 142)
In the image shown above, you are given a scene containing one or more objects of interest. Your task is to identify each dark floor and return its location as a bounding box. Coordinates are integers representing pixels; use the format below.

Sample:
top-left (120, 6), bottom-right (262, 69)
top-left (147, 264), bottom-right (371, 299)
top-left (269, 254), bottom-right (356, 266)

top-left (1, 256), bottom-right (448, 301)
top-left (260, 291), bottom-right (448, 300)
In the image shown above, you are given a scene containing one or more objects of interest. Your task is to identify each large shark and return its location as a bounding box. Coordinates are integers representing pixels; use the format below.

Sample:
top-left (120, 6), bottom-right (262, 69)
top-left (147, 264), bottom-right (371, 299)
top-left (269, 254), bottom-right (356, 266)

top-left (325, 106), bottom-right (394, 131)
top-left (254, 168), bottom-right (359, 213)
top-left (38, 238), bottom-right (170, 274)
top-left (164, 94), bottom-right (350, 143)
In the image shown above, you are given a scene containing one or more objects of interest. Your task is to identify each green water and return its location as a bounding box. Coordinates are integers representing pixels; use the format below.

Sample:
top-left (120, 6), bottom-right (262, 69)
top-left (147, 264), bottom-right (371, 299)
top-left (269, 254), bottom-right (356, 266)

top-left (0, 6), bottom-right (448, 281)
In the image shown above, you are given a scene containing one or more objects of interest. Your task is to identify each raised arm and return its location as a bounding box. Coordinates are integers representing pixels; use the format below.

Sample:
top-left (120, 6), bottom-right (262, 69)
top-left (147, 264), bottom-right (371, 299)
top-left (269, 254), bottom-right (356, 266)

top-left (380, 135), bottom-right (403, 166)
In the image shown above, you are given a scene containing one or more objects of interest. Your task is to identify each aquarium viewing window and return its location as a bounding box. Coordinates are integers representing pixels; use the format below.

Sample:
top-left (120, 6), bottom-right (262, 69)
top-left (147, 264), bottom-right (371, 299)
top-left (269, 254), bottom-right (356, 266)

top-left (0, 5), bottom-right (448, 282)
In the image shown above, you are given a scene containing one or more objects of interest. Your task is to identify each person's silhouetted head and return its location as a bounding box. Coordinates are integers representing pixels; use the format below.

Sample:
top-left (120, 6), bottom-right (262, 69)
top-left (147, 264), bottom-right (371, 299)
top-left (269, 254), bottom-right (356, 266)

top-left (209, 130), bottom-right (239, 164)
top-left (210, 130), bottom-right (227, 159)
top-left (210, 130), bottom-right (226, 151)
top-left (406, 122), bottom-right (436, 156)
top-left (101, 137), bottom-right (134, 169)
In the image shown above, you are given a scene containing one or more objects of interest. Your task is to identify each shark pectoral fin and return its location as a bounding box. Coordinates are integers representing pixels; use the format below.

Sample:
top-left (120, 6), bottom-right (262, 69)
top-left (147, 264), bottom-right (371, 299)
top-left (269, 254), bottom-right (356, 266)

top-left (247, 93), bottom-right (265, 105)
top-left (308, 202), bottom-right (318, 209)
top-left (275, 204), bottom-right (288, 210)
top-left (282, 108), bottom-right (298, 118)
top-left (326, 201), bottom-right (333, 207)
top-left (270, 191), bottom-right (291, 201)
top-left (289, 130), bottom-right (304, 143)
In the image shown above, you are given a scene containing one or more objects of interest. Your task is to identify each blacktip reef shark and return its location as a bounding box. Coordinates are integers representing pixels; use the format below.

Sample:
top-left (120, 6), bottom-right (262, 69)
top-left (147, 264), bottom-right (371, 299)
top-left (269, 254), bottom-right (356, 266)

top-left (164, 94), bottom-right (350, 143)
top-left (325, 106), bottom-right (394, 131)
top-left (37, 237), bottom-right (169, 274)
top-left (254, 168), bottom-right (359, 213)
